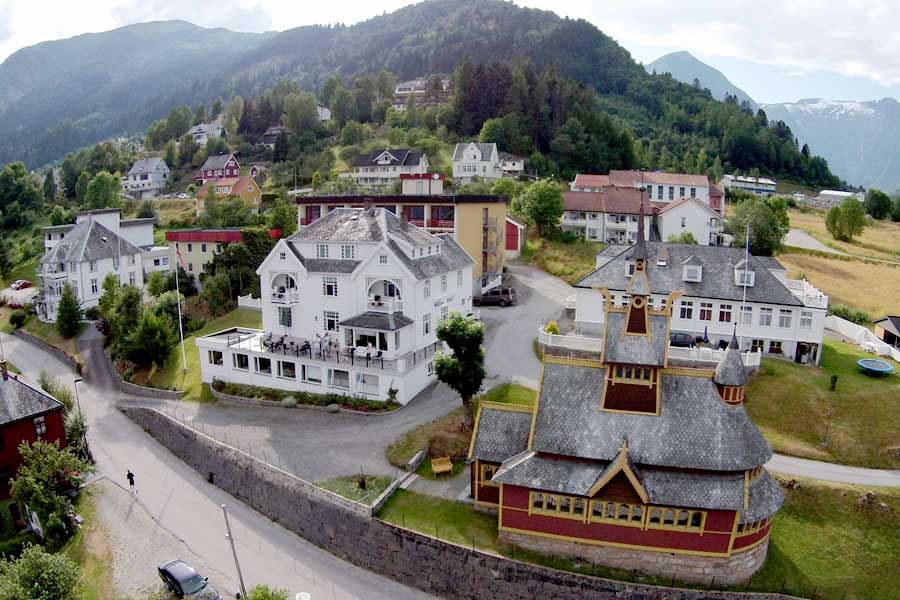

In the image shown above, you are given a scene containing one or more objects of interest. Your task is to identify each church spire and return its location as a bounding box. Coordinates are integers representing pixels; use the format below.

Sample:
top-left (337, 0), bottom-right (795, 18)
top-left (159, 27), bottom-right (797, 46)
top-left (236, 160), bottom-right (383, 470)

top-left (633, 196), bottom-right (648, 261)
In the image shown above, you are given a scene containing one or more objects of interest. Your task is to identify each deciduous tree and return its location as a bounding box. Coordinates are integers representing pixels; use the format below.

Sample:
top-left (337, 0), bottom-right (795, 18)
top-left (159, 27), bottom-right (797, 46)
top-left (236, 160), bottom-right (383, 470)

top-left (726, 197), bottom-right (789, 256)
top-left (864, 188), bottom-right (892, 220)
top-left (515, 179), bottom-right (563, 237)
top-left (123, 310), bottom-right (177, 368)
top-left (433, 312), bottom-right (486, 429)
top-left (826, 198), bottom-right (866, 241)
top-left (0, 543), bottom-right (80, 600)
top-left (84, 171), bottom-right (120, 209)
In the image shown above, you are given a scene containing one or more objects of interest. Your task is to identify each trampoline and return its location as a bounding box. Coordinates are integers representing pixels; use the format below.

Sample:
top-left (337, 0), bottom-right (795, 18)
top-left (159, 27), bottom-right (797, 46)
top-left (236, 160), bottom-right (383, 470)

top-left (857, 358), bottom-right (894, 377)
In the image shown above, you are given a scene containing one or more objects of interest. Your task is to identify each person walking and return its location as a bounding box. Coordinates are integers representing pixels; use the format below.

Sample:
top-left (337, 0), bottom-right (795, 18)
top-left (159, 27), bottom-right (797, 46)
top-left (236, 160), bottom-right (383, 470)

top-left (126, 469), bottom-right (136, 495)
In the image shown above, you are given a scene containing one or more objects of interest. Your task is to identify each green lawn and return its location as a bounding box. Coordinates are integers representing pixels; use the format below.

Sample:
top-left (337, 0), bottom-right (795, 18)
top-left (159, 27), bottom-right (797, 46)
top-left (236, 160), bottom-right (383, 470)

top-left (378, 483), bottom-right (900, 599)
top-left (1, 254), bottom-right (39, 289)
top-left (746, 338), bottom-right (900, 468)
top-left (149, 308), bottom-right (261, 401)
top-left (316, 475), bottom-right (393, 505)
top-left (0, 305), bottom-right (84, 362)
top-left (480, 382), bottom-right (536, 407)
top-left (521, 236), bottom-right (605, 284)
top-left (63, 489), bottom-right (123, 600)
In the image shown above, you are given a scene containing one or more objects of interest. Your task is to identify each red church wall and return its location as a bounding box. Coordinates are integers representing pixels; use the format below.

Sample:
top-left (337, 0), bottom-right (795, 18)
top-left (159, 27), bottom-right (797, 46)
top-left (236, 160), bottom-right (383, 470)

top-left (470, 460), bottom-right (501, 505)
top-left (500, 485), bottom-right (735, 556)
top-left (732, 521), bottom-right (772, 551)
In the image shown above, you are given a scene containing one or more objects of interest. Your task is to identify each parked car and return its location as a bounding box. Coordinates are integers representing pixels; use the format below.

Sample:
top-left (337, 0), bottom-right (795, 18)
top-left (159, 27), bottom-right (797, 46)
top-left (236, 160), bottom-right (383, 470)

top-left (473, 286), bottom-right (516, 307)
top-left (11, 280), bottom-right (31, 290)
top-left (177, 193), bottom-right (190, 199)
top-left (158, 559), bottom-right (221, 599)
top-left (669, 332), bottom-right (696, 348)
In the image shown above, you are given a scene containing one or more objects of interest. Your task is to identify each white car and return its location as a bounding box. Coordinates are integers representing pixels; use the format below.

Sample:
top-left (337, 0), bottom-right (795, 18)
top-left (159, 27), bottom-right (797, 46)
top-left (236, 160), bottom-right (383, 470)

top-left (177, 193), bottom-right (189, 199)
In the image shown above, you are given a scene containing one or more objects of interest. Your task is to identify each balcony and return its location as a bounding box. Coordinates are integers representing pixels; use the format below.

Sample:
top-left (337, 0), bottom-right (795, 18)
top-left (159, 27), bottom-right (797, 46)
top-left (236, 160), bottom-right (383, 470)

top-left (785, 278), bottom-right (829, 309)
top-left (427, 219), bottom-right (455, 229)
top-left (367, 297), bottom-right (403, 313)
top-left (270, 290), bottom-right (300, 304)
top-left (300, 217), bottom-right (318, 226)
top-left (483, 217), bottom-right (498, 229)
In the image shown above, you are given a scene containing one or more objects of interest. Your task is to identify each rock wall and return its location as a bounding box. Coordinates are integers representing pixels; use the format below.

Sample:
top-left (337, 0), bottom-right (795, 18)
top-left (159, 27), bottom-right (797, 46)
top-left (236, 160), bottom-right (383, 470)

top-left (121, 405), bottom-right (797, 600)
top-left (101, 348), bottom-right (185, 399)
top-left (10, 328), bottom-right (83, 374)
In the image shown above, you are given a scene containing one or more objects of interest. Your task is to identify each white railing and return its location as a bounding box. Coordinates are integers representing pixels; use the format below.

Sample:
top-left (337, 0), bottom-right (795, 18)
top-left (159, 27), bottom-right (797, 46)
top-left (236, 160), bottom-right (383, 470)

top-left (270, 290), bottom-right (300, 304)
top-left (237, 295), bottom-right (262, 310)
top-left (824, 315), bottom-right (900, 363)
top-left (480, 272), bottom-right (502, 294)
top-left (786, 278), bottom-right (829, 309)
top-left (367, 297), bottom-right (403, 313)
top-left (537, 329), bottom-right (604, 353)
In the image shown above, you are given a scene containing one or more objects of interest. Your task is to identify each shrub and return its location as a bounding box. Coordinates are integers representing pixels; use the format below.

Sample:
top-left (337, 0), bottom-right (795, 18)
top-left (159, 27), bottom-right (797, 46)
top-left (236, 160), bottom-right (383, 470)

top-left (0, 543), bottom-right (80, 600)
top-left (8, 310), bottom-right (26, 328)
top-left (281, 396), bottom-right (298, 408)
top-left (246, 585), bottom-right (290, 600)
top-left (544, 320), bottom-right (560, 334)
top-left (37, 370), bottom-right (75, 412)
top-left (426, 429), bottom-right (470, 460)
top-left (828, 304), bottom-right (870, 325)
top-left (83, 306), bottom-right (100, 321)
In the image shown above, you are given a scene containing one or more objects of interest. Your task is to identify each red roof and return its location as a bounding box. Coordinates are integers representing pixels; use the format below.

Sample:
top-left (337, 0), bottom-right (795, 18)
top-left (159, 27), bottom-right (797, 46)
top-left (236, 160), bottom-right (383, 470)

top-left (165, 228), bottom-right (281, 243)
top-left (572, 174), bottom-right (610, 189)
top-left (563, 187), bottom-right (654, 215)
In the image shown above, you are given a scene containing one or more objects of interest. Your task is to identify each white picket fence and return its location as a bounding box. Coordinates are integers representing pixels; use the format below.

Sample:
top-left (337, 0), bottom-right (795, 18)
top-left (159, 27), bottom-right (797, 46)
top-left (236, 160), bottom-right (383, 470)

top-left (237, 294), bottom-right (262, 310)
top-left (824, 315), bottom-right (900, 363)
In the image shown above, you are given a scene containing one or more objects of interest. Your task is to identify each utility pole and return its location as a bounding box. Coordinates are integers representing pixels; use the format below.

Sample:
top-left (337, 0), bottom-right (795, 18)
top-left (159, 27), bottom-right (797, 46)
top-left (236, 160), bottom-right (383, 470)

top-left (221, 504), bottom-right (247, 598)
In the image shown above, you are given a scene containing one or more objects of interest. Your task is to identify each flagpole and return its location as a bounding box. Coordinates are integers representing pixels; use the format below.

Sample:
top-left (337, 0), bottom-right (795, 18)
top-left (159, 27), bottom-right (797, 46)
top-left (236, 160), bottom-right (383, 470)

top-left (174, 251), bottom-right (187, 373)
top-left (738, 222), bottom-right (750, 349)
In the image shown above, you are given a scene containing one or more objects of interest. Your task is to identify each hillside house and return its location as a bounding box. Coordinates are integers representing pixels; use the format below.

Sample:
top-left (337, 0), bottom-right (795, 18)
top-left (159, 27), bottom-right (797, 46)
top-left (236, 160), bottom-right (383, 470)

top-left (721, 174), bottom-right (776, 196)
top-left (122, 157), bottom-right (169, 199)
top-left (401, 173), bottom-right (444, 196)
top-left (188, 121), bottom-right (227, 146)
top-left (499, 152), bottom-right (526, 178)
top-left (392, 78), bottom-right (450, 111)
top-left (164, 228), bottom-right (281, 286)
top-left (570, 174), bottom-right (610, 192)
top-left (656, 197), bottom-right (725, 245)
top-left (196, 207), bottom-right (475, 404)
top-left (873, 316), bottom-right (900, 349)
top-left (197, 154), bottom-right (240, 185)
top-left (350, 149), bottom-right (429, 187)
top-left (195, 176), bottom-right (261, 216)
top-left (609, 170), bottom-right (722, 214)
top-left (261, 126), bottom-right (289, 149)
top-left (452, 142), bottom-right (502, 183)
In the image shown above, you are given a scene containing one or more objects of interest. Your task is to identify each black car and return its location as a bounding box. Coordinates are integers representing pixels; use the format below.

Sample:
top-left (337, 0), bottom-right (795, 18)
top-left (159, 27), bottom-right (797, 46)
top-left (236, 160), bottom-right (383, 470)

top-left (669, 332), bottom-right (696, 348)
top-left (473, 286), bottom-right (516, 307)
top-left (158, 559), bottom-right (221, 599)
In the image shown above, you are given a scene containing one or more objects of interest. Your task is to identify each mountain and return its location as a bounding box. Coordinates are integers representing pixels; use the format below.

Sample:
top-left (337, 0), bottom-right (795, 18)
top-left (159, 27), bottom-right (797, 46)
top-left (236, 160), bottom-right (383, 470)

top-left (763, 98), bottom-right (900, 190)
top-left (646, 51), bottom-right (757, 111)
top-left (0, 21), bottom-right (273, 167)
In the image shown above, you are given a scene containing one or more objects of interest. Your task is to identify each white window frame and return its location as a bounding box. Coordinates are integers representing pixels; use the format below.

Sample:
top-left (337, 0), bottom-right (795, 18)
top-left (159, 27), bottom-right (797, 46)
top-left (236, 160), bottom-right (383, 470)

top-left (779, 309), bottom-right (793, 329)
top-left (759, 307), bottom-right (773, 327)
top-left (800, 310), bottom-right (813, 329)
top-left (423, 279), bottom-right (431, 298)
top-left (322, 276), bottom-right (338, 297)
top-left (316, 244), bottom-right (329, 258)
top-left (341, 244), bottom-right (355, 259)
top-left (323, 310), bottom-right (339, 331)
top-left (740, 305), bottom-right (753, 325)
top-left (423, 313), bottom-right (432, 335)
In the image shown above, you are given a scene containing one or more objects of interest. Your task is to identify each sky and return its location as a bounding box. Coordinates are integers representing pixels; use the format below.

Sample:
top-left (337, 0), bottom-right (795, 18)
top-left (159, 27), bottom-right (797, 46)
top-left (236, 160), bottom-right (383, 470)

top-left (1, 0), bottom-right (899, 104)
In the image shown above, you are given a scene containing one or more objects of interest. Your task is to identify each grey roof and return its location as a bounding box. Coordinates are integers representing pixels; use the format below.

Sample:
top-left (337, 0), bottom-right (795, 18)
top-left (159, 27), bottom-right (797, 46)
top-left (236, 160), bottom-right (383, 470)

top-left (602, 311), bottom-right (668, 366)
top-left (389, 234), bottom-right (475, 280)
top-left (741, 471), bottom-right (784, 523)
top-left (470, 407), bottom-right (533, 463)
top-left (121, 218), bottom-right (158, 227)
top-left (41, 218), bottom-right (143, 264)
top-left (338, 311), bottom-right (414, 331)
top-left (576, 242), bottom-right (803, 307)
top-left (41, 224), bottom-right (74, 233)
top-left (531, 361), bottom-right (772, 471)
top-left (874, 315), bottom-right (900, 337)
top-left (755, 256), bottom-right (785, 271)
top-left (452, 142), bottom-right (498, 162)
top-left (201, 154), bottom-right (236, 171)
top-left (128, 157), bottom-right (169, 175)
top-left (714, 335), bottom-right (748, 386)
top-left (304, 259), bottom-right (360, 274)
top-left (499, 151), bottom-right (524, 161)
top-left (351, 149), bottom-right (424, 167)
top-left (493, 453), bottom-right (604, 496)
top-left (641, 467), bottom-right (745, 511)
top-left (0, 374), bottom-right (65, 427)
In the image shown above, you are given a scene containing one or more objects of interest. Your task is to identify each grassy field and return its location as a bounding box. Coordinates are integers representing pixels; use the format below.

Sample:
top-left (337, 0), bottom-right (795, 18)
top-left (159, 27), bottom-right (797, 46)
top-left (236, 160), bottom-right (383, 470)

top-left (378, 482), bottom-right (900, 599)
top-left (1, 254), bottom-right (39, 289)
top-left (521, 236), bottom-right (605, 284)
top-left (0, 304), bottom-right (85, 360)
top-left (63, 489), bottom-right (122, 600)
top-left (746, 338), bottom-right (900, 468)
top-left (316, 475), bottom-right (393, 505)
top-left (787, 208), bottom-right (900, 262)
top-left (124, 199), bottom-right (194, 227)
top-left (148, 308), bottom-right (261, 401)
top-left (777, 251), bottom-right (900, 317)
top-left (385, 383), bottom-right (536, 468)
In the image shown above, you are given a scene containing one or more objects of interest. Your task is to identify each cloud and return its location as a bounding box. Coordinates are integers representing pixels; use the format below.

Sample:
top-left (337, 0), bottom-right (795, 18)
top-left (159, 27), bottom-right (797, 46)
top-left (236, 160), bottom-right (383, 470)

top-left (110, 0), bottom-right (274, 32)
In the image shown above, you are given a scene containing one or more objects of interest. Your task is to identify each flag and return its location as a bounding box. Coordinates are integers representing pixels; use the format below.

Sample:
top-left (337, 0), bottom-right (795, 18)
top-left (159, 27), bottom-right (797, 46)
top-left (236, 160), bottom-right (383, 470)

top-left (175, 247), bottom-right (188, 272)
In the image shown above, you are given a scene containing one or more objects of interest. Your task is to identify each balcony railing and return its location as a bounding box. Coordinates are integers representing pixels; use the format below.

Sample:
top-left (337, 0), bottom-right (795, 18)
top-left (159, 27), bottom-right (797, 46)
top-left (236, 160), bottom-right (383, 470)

top-left (367, 297), bottom-right (403, 313)
top-left (300, 217), bottom-right (318, 226)
top-left (785, 278), bottom-right (829, 309)
top-left (270, 290), bottom-right (300, 304)
top-left (483, 217), bottom-right (498, 229)
top-left (427, 219), bottom-right (454, 229)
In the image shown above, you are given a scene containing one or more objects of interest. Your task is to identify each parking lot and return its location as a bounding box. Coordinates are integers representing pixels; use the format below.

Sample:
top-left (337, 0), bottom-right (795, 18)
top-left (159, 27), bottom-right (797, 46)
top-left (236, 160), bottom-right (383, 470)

top-left (1, 282), bottom-right (38, 306)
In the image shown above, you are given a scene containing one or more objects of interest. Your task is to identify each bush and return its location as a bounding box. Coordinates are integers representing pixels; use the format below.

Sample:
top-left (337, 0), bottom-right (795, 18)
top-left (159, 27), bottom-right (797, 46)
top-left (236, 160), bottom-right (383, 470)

top-left (8, 310), bottom-right (26, 328)
top-left (426, 429), bottom-right (470, 460)
top-left (0, 543), bottom-right (80, 600)
top-left (83, 306), bottom-right (100, 321)
top-left (37, 370), bottom-right (75, 412)
top-left (281, 396), bottom-right (298, 408)
top-left (544, 320), bottom-right (560, 334)
top-left (247, 585), bottom-right (290, 600)
top-left (829, 304), bottom-right (870, 325)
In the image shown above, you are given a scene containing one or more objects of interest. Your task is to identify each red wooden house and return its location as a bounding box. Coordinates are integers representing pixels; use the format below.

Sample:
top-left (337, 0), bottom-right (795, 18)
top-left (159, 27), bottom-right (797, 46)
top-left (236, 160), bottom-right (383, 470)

top-left (0, 361), bottom-right (67, 500)
top-left (469, 215), bottom-right (782, 585)
top-left (197, 154), bottom-right (240, 184)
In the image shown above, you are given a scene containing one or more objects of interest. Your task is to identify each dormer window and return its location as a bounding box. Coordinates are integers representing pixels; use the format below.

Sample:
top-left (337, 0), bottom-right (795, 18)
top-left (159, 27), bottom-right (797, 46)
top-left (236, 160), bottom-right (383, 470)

top-left (736, 270), bottom-right (755, 287)
top-left (682, 266), bottom-right (702, 282)
top-left (656, 257), bottom-right (667, 267)
top-left (316, 244), bottom-right (328, 258)
top-left (625, 262), bottom-right (635, 278)
top-left (341, 244), bottom-right (355, 260)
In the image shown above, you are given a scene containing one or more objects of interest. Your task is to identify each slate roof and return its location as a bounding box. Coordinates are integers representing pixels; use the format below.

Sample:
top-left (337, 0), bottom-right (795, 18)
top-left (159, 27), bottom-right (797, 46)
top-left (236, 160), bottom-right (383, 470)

top-left (128, 157), bottom-right (169, 175)
top-left (640, 467), bottom-right (745, 511)
top-left (575, 242), bottom-right (804, 307)
top-left (493, 453), bottom-right (604, 496)
top-left (499, 152), bottom-right (524, 162)
top-left (200, 154), bottom-right (236, 171)
top-left (714, 335), bottom-right (748, 386)
top-left (41, 218), bottom-right (143, 265)
top-left (741, 471), bottom-right (784, 523)
top-left (469, 406), bottom-right (533, 463)
top-left (338, 311), bottom-right (414, 331)
top-left (874, 315), bottom-right (900, 337)
top-left (0, 373), bottom-right (65, 427)
top-left (452, 142), bottom-right (497, 162)
top-left (352, 149), bottom-right (424, 167)
top-left (602, 311), bottom-right (668, 366)
top-left (389, 234), bottom-right (474, 280)
top-left (530, 361), bottom-right (772, 471)
top-left (303, 258), bottom-right (360, 274)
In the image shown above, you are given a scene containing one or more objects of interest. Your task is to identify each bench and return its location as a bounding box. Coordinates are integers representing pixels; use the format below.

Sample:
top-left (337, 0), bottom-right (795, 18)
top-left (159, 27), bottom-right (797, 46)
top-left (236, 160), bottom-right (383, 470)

top-left (431, 456), bottom-right (453, 476)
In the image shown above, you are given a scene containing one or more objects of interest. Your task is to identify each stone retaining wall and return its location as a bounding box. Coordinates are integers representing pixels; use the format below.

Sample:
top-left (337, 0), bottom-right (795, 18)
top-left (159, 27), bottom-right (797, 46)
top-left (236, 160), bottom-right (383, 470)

top-left (10, 328), bottom-right (83, 374)
top-left (100, 348), bottom-right (185, 399)
top-left (208, 381), bottom-right (397, 416)
top-left (121, 405), bottom-right (798, 600)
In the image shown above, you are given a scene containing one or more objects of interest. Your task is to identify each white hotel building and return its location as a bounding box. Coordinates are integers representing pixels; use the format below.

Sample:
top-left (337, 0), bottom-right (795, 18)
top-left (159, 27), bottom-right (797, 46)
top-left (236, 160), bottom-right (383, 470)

top-left (572, 243), bottom-right (828, 365)
top-left (196, 207), bottom-right (475, 404)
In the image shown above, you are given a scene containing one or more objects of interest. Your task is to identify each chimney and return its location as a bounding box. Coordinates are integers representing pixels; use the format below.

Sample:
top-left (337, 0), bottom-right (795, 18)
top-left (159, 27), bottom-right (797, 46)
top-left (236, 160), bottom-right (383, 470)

top-left (400, 211), bottom-right (409, 230)
top-left (0, 360), bottom-right (7, 381)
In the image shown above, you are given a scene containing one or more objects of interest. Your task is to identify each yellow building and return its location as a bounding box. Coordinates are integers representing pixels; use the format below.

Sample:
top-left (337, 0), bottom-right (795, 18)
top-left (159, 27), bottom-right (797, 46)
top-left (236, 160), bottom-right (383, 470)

top-left (195, 176), bottom-right (262, 216)
top-left (295, 194), bottom-right (508, 278)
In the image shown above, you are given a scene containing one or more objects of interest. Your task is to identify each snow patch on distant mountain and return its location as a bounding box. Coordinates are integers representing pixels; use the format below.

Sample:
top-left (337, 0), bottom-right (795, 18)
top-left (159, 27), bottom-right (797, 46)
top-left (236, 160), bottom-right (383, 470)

top-left (780, 98), bottom-right (877, 118)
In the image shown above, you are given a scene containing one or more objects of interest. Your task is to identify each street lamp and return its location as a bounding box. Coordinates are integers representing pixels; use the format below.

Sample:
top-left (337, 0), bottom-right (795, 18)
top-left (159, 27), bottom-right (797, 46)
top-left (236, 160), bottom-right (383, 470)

top-left (222, 504), bottom-right (247, 598)
top-left (73, 378), bottom-right (83, 414)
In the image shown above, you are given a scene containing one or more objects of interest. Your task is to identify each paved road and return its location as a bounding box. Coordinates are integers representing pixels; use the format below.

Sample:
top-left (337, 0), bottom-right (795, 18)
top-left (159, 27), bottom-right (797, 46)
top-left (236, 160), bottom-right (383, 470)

top-left (767, 454), bottom-right (900, 487)
top-left (2, 328), bottom-right (431, 600)
top-left (785, 228), bottom-right (845, 255)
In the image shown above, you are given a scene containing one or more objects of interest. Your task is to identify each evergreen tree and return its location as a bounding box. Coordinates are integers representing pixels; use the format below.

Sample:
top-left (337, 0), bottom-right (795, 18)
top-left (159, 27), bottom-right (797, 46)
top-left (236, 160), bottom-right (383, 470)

top-left (193, 103), bottom-right (207, 125)
top-left (164, 140), bottom-right (177, 169)
top-left (42, 170), bottom-right (56, 202)
top-left (123, 311), bottom-right (177, 368)
top-left (75, 171), bottom-right (91, 202)
top-left (55, 283), bottom-right (82, 339)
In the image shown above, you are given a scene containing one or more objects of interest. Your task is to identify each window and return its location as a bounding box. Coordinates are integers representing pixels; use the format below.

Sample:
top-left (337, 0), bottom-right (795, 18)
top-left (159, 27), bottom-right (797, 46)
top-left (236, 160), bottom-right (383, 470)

top-left (759, 307), bottom-right (773, 327)
top-left (529, 492), bottom-right (586, 520)
top-left (768, 340), bottom-right (783, 355)
top-left (668, 186), bottom-right (675, 200)
top-left (800, 310), bottom-right (813, 329)
top-left (736, 270), bottom-right (755, 286)
top-left (440, 274), bottom-right (447, 293)
top-left (679, 300), bottom-right (694, 320)
top-left (316, 244), bottom-right (329, 258)
top-left (645, 507), bottom-right (705, 532)
top-left (323, 311), bottom-right (339, 331)
top-left (423, 279), bottom-right (431, 298)
top-left (34, 416), bottom-right (47, 437)
top-left (379, 254), bottom-right (388, 265)
top-left (328, 369), bottom-right (351, 389)
top-left (480, 463), bottom-right (498, 486)
top-left (612, 365), bottom-right (653, 383)
top-left (699, 302), bottom-right (713, 321)
top-left (254, 357), bottom-right (272, 375)
top-left (679, 186), bottom-right (685, 197)
top-left (751, 339), bottom-right (765, 353)
top-left (457, 270), bottom-right (463, 286)
top-left (440, 305), bottom-right (449, 323)
top-left (188, 262), bottom-right (194, 273)
top-left (322, 276), bottom-right (338, 296)
top-left (278, 306), bottom-right (292, 327)
top-left (779, 309), bottom-right (792, 328)
top-left (657, 185), bottom-right (664, 200)
top-left (70, 262), bottom-right (76, 273)
top-left (279, 252), bottom-right (286, 260)
top-left (233, 353), bottom-right (249, 370)
top-left (187, 244), bottom-right (193, 252)
top-left (589, 500), bottom-right (644, 527)
top-left (719, 304), bottom-right (733, 323)
top-left (741, 305), bottom-right (753, 325)
top-left (341, 244), bottom-right (355, 259)
top-left (302, 365), bottom-right (322, 384)
top-left (128, 272), bottom-right (136, 286)
top-left (201, 244), bottom-right (207, 253)
top-left (208, 350), bottom-right (223, 365)
top-left (113, 256), bottom-right (120, 269)
top-left (682, 266), bottom-right (701, 282)
top-left (89, 260), bottom-right (97, 272)
top-left (278, 361), bottom-right (296, 379)
top-left (422, 313), bottom-right (432, 335)
top-left (426, 361), bottom-right (434, 376)
top-left (690, 187), bottom-right (696, 198)
top-left (626, 262), bottom-right (635, 277)
top-left (737, 518), bottom-right (770, 536)
top-left (90, 279), bottom-right (99, 295)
